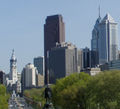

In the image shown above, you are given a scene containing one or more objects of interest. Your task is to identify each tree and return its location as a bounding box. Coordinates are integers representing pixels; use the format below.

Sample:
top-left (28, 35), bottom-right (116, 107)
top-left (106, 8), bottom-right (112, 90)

top-left (52, 72), bottom-right (91, 109)
top-left (24, 70), bottom-right (120, 109)
top-left (0, 85), bottom-right (9, 109)
top-left (88, 70), bottom-right (120, 109)
top-left (24, 88), bottom-right (45, 109)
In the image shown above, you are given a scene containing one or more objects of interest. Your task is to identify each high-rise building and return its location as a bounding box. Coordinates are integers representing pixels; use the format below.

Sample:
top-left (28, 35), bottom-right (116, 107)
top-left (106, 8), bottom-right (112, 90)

top-left (44, 14), bottom-right (65, 84)
top-left (34, 56), bottom-right (44, 75)
top-left (78, 48), bottom-right (92, 71)
top-left (21, 63), bottom-right (37, 90)
top-left (82, 47), bottom-right (91, 69)
top-left (91, 12), bottom-right (118, 65)
top-left (48, 42), bottom-right (78, 84)
top-left (0, 71), bottom-right (5, 84)
top-left (91, 12), bottom-right (101, 67)
top-left (9, 50), bottom-right (18, 84)
top-left (99, 13), bottom-right (118, 64)
top-left (77, 49), bottom-right (83, 72)
top-left (118, 50), bottom-right (120, 59)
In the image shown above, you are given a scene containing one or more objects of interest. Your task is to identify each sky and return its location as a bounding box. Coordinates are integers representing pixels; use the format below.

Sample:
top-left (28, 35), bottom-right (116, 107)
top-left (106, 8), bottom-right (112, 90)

top-left (0, 0), bottom-right (120, 73)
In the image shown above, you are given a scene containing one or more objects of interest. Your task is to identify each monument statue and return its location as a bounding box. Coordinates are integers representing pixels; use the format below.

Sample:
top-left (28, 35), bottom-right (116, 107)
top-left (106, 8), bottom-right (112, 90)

top-left (43, 85), bottom-right (54, 109)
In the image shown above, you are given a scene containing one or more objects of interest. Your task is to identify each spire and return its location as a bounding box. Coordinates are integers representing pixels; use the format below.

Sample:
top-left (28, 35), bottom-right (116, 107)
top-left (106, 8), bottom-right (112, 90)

top-left (99, 5), bottom-right (101, 18)
top-left (11, 49), bottom-right (16, 60)
top-left (12, 49), bottom-right (14, 55)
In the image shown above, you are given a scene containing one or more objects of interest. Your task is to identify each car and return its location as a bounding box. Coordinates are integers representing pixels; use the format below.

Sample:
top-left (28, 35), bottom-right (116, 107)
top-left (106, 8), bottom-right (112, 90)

top-left (20, 104), bottom-right (24, 107)
top-left (9, 104), bottom-right (13, 107)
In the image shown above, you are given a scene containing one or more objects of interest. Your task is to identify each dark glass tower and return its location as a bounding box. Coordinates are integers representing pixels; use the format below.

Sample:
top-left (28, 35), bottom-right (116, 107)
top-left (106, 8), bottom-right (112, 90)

top-left (44, 15), bottom-right (65, 84)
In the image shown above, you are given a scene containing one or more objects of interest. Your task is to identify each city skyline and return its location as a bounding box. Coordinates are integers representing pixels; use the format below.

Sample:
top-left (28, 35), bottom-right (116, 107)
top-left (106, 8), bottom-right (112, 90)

top-left (0, 0), bottom-right (120, 73)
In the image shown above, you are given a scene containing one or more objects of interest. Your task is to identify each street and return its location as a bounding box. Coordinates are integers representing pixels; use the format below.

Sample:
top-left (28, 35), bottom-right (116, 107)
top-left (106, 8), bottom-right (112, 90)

top-left (8, 96), bottom-right (33, 109)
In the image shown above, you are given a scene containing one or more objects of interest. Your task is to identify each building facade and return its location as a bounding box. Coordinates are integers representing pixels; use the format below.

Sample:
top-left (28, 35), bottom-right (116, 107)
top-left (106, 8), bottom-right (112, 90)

top-left (108, 60), bottom-right (120, 70)
top-left (34, 56), bottom-right (44, 75)
top-left (82, 47), bottom-right (91, 69)
top-left (99, 13), bottom-right (118, 64)
top-left (44, 14), bottom-right (65, 84)
top-left (6, 50), bottom-right (22, 94)
top-left (91, 13), bottom-right (118, 65)
top-left (0, 71), bottom-right (5, 84)
top-left (91, 15), bottom-right (101, 67)
top-left (21, 63), bottom-right (37, 90)
top-left (48, 42), bottom-right (78, 84)
top-left (9, 50), bottom-right (18, 84)
top-left (77, 49), bottom-right (83, 72)
top-left (90, 68), bottom-right (101, 76)
top-left (36, 74), bottom-right (44, 87)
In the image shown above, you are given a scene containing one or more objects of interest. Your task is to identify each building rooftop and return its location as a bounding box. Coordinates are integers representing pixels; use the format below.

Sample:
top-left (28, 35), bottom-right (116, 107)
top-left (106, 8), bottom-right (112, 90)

top-left (54, 42), bottom-right (76, 49)
top-left (101, 13), bottom-right (115, 23)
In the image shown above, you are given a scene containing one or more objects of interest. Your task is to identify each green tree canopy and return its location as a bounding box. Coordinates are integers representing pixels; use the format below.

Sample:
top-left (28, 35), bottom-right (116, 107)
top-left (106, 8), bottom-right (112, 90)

top-left (0, 85), bottom-right (9, 109)
top-left (52, 72), bottom-right (91, 109)
top-left (24, 70), bottom-right (120, 109)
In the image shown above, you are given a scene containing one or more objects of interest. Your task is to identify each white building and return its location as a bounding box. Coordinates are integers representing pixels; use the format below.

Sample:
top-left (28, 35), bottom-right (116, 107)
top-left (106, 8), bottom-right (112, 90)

top-left (9, 50), bottom-right (18, 84)
top-left (6, 50), bottom-right (21, 94)
top-left (90, 68), bottom-right (101, 76)
top-left (22, 63), bottom-right (37, 88)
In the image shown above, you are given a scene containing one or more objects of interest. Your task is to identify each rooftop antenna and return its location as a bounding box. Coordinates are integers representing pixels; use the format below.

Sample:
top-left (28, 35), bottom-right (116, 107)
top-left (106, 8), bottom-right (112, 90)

top-left (12, 49), bottom-right (15, 56)
top-left (98, 0), bottom-right (101, 18)
top-left (99, 4), bottom-right (101, 18)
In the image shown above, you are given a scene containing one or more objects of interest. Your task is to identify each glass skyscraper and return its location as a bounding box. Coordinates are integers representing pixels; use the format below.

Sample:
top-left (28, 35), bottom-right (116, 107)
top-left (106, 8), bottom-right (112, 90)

top-left (91, 15), bottom-right (101, 66)
top-left (99, 13), bottom-right (118, 64)
top-left (91, 13), bottom-right (118, 65)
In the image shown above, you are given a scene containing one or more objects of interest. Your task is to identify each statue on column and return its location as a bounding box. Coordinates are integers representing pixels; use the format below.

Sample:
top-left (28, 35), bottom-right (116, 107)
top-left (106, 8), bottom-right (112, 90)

top-left (43, 85), bottom-right (54, 109)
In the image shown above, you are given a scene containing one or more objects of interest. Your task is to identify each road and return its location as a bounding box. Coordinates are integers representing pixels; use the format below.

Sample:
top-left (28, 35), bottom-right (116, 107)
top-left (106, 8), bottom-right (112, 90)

top-left (8, 96), bottom-right (33, 109)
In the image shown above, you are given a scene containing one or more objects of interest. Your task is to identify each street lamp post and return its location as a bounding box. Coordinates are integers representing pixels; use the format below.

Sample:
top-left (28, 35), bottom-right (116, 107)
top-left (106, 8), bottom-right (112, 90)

top-left (43, 51), bottom-right (54, 109)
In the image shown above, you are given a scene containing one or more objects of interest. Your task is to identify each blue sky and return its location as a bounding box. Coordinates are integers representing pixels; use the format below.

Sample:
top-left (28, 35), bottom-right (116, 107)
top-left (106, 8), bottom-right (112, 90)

top-left (0, 0), bottom-right (120, 73)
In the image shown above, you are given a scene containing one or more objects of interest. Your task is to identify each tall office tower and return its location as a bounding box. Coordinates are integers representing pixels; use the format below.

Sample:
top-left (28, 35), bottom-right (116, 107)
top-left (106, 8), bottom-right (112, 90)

top-left (91, 12), bottom-right (101, 67)
top-left (9, 50), bottom-right (18, 84)
top-left (44, 15), bottom-right (65, 84)
top-left (99, 13), bottom-right (118, 64)
top-left (48, 42), bottom-right (78, 84)
top-left (77, 49), bottom-right (83, 72)
top-left (34, 56), bottom-right (44, 75)
top-left (21, 63), bottom-right (37, 90)
top-left (118, 50), bottom-right (120, 59)
top-left (0, 71), bottom-right (5, 84)
top-left (82, 47), bottom-right (91, 69)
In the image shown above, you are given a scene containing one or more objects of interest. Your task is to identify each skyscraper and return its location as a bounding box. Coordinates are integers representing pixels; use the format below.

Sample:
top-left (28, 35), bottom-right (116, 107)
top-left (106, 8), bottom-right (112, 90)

top-left (91, 12), bottom-right (101, 67)
top-left (0, 71), bottom-right (5, 84)
top-left (99, 13), bottom-right (118, 64)
top-left (77, 49), bottom-right (83, 72)
top-left (44, 15), bottom-right (65, 84)
top-left (9, 50), bottom-right (18, 84)
top-left (34, 56), bottom-right (44, 75)
top-left (48, 42), bottom-right (78, 84)
top-left (91, 12), bottom-right (118, 65)
top-left (21, 63), bottom-right (37, 91)
top-left (82, 47), bottom-right (91, 69)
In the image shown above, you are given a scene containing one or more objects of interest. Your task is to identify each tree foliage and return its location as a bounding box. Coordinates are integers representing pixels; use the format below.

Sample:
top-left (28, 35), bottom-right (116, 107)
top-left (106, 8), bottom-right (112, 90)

top-left (88, 70), bottom-right (120, 109)
top-left (52, 72), bottom-right (91, 109)
top-left (24, 88), bottom-right (45, 109)
top-left (52, 71), bottom-right (120, 109)
top-left (24, 70), bottom-right (120, 109)
top-left (0, 85), bottom-right (9, 109)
